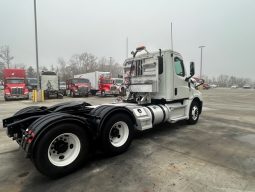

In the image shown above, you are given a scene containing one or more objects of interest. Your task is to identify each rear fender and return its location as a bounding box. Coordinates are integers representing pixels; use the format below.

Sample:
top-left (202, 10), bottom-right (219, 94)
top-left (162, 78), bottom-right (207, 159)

top-left (88, 105), bottom-right (137, 138)
top-left (26, 112), bottom-right (92, 158)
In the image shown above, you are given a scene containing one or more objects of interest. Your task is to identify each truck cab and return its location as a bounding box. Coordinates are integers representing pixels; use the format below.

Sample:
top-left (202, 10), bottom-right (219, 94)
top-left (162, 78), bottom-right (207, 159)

top-left (99, 74), bottom-right (119, 96)
top-left (124, 47), bottom-right (201, 104)
top-left (66, 78), bottom-right (91, 97)
top-left (3, 69), bottom-right (29, 101)
top-left (112, 77), bottom-right (125, 96)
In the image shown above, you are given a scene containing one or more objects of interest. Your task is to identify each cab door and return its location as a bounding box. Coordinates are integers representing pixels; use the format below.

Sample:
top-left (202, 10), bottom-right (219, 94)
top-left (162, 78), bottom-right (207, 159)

top-left (173, 56), bottom-right (190, 100)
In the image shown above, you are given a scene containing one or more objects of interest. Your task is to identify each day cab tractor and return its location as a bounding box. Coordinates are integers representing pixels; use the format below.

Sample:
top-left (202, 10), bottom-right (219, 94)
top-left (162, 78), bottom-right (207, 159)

top-left (112, 77), bottom-right (125, 96)
top-left (3, 69), bottom-right (29, 101)
top-left (98, 73), bottom-right (119, 96)
top-left (66, 78), bottom-right (91, 97)
top-left (2, 46), bottom-right (203, 178)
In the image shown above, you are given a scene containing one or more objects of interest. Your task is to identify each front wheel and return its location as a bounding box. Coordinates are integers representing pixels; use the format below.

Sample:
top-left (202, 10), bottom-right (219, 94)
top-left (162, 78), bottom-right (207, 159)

top-left (100, 114), bottom-right (134, 155)
top-left (187, 101), bottom-right (200, 125)
top-left (32, 123), bottom-right (89, 178)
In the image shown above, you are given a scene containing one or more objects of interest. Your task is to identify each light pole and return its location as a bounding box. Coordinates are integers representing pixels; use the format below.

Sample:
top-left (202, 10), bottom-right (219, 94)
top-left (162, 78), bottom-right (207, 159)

top-left (34, 0), bottom-right (40, 92)
top-left (109, 57), bottom-right (112, 75)
top-left (198, 46), bottom-right (205, 79)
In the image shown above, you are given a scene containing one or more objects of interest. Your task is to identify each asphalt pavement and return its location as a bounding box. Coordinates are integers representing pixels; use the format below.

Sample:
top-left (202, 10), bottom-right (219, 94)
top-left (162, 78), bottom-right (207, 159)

top-left (0, 88), bottom-right (255, 192)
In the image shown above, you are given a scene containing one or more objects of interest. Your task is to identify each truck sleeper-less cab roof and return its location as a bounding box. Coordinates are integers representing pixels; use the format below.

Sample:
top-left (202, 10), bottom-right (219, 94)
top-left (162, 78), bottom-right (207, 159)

top-left (123, 48), bottom-right (187, 103)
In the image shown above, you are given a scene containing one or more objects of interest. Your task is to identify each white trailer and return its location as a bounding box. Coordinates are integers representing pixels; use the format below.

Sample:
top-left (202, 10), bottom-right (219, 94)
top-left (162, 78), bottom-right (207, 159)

top-left (74, 71), bottom-right (110, 95)
top-left (40, 71), bottom-right (63, 99)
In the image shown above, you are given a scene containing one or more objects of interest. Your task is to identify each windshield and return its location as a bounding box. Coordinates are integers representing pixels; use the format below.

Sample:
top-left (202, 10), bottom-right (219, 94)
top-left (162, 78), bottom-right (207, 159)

top-left (101, 79), bottom-right (113, 84)
top-left (6, 79), bottom-right (24, 84)
top-left (60, 82), bottom-right (66, 86)
top-left (28, 79), bottom-right (37, 84)
top-left (114, 79), bottom-right (123, 84)
top-left (72, 79), bottom-right (89, 84)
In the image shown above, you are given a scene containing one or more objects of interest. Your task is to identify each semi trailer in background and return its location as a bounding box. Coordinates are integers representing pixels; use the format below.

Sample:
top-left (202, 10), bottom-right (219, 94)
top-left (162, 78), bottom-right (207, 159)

top-left (40, 71), bottom-right (63, 99)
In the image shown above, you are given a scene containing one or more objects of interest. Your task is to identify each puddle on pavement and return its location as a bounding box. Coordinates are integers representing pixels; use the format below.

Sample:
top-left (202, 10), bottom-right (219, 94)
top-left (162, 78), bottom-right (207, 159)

top-left (236, 134), bottom-right (255, 145)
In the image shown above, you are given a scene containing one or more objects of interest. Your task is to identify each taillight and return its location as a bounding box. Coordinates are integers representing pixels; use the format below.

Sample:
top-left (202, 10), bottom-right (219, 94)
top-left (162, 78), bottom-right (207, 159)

top-left (24, 129), bottom-right (35, 143)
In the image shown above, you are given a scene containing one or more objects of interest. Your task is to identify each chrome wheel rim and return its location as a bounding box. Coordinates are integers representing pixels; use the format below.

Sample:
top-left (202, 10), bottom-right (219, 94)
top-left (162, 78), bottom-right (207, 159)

top-left (191, 106), bottom-right (199, 120)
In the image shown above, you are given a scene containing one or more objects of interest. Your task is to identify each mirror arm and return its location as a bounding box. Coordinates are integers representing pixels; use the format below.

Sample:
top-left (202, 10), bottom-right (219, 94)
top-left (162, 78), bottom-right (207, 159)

top-left (195, 79), bottom-right (205, 88)
top-left (185, 74), bottom-right (194, 82)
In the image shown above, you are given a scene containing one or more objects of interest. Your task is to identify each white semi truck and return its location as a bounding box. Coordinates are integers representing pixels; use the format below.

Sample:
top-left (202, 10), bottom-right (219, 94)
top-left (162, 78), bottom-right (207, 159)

top-left (2, 46), bottom-right (203, 178)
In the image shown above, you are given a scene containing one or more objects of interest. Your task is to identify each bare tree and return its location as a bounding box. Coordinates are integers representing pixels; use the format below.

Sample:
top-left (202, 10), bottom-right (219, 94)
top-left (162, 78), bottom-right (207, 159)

top-left (0, 46), bottom-right (14, 68)
top-left (57, 52), bottom-right (122, 80)
top-left (58, 57), bottom-right (72, 81)
top-left (27, 66), bottom-right (36, 78)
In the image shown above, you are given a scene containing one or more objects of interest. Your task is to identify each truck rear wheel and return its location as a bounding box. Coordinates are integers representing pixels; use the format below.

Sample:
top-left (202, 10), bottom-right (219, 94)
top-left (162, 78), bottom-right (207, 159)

top-left (100, 114), bottom-right (134, 155)
top-left (32, 123), bottom-right (89, 178)
top-left (187, 101), bottom-right (200, 125)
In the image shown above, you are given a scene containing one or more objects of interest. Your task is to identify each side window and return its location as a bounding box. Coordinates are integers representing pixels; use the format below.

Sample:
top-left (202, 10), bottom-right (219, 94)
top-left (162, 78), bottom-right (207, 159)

top-left (174, 57), bottom-right (185, 77)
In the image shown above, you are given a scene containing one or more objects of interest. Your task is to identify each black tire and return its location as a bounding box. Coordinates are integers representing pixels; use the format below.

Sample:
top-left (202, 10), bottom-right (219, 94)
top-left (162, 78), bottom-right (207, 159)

top-left (14, 106), bottom-right (41, 116)
top-left (114, 94), bottom-right (118, 97)
top-left (100, 113), bottom-right (134, 155)
top-left (187, 101), bottom-right (200, 125)
top-left (32, 123), bottom-right (89, 178)
top-left (90, 90), bottom-right (97, 96)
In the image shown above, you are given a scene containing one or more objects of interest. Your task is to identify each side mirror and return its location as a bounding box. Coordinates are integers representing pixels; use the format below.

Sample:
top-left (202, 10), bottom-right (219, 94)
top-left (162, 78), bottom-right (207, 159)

top-left (190, 62), bottom-right (195, 76)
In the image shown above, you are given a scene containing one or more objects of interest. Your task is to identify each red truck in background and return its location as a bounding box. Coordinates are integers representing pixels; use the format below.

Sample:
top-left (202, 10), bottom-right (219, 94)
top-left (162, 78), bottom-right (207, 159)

top-left (66, 78), bottom-right (91, 97)
top-left (98, 73), bottom-right (119, 96)
top-left (74, 71), bottom-right (119, 96)
top-left (3, 69), bottom-right (29, 101)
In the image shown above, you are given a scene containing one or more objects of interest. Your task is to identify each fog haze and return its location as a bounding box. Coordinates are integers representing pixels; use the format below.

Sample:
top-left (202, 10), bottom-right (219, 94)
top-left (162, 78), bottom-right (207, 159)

top-left (0, 0), bottom-right (255, 79)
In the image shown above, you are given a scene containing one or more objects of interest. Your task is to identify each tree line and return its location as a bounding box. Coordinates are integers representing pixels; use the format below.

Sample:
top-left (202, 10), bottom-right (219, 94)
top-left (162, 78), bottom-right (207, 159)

top-left (0, 45), bottom-right (122, 81)
top-left (0, 45), bottom-right (254, 87)
top-left (203, 75), bottom-right (254, 87)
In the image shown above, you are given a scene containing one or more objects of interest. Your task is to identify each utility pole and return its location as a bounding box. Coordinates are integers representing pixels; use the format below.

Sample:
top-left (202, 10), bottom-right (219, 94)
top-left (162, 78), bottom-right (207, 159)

top-left (198, 46), bottom-right (205, 78)
top-left (109, 57), bottom-right (112, 75)
top-left (34, 0), bottom-right (40, 91)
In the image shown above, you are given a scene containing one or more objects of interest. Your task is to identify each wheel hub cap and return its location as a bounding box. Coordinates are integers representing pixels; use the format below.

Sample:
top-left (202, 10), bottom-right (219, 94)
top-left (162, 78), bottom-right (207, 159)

top-left (109, 121), bottom-right (129, 147)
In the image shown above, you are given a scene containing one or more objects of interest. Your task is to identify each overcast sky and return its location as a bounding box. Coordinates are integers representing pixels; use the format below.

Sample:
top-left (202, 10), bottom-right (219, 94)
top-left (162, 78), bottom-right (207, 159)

top-left (0, 0), bottom-right (255, 79)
